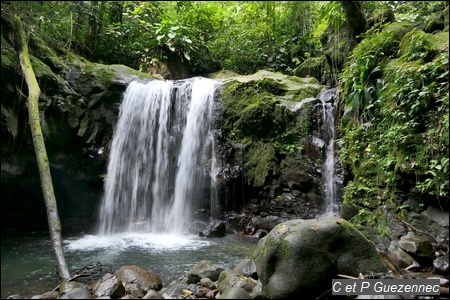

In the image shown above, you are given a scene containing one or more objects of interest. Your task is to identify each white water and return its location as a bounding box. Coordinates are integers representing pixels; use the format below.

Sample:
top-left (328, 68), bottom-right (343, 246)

top-left (97, 77), bottom-right (221, 235)
top-left (318, 88), bottom-right (339, 216)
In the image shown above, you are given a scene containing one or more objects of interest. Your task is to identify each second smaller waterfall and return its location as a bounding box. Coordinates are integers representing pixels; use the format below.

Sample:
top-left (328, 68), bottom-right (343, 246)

top-left (318, 88), bottom-right (339, 216)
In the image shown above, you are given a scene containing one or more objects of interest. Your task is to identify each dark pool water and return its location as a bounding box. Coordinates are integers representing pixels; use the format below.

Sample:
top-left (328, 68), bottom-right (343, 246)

top-left (1, 231), bottom-right (258, 299)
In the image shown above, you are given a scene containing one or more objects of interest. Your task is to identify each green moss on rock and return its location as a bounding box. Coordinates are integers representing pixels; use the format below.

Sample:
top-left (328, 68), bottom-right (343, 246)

top-left (246, 142), bottom-right (276, 187)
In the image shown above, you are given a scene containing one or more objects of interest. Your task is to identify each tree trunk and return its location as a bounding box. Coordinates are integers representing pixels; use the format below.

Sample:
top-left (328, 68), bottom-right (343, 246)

top-left (10, 14), bottom-right (71, 281)
top-left (340, 1), bottom-right (369, 41)
top-left (85, 1), bottom-right (99, 59)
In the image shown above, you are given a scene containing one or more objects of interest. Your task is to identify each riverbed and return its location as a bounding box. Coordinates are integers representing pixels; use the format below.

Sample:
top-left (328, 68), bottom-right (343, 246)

top-left (1, 231), bottom-right (258, 299)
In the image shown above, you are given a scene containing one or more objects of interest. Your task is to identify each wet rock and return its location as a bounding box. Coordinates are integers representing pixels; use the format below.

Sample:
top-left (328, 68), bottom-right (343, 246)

top-left (29, 291), bottom-right (59, 299)
top-left (398, 234), bottom-right (435, 267)
top-left (217, 286), bottom-right (252, 299)
top-left (253, 216), bottom-right (387, 299)
top-left (433, 254), bottom-right (449, 275)
top-left (205, 289), bottom-right (219, 299)
top-left (199, 221), bottom-right (226, 238)
top-left (233, 259), bottom-right (257, 279)
top-left (184, 260), bottom-right (225, 284)
top-left (93, 273), bottom-right (125, 299)
top-left (388, 240), bottom-right (419, 269)
top-left (73, 261), bottom-right (114, 284)
top-left (124, 283), bottom-right (144, 298)
top-left (142, 289), bottom-right (163, 299)
top-left (217, 269), bottom-right (256, 294)
top-left (199, 277), bottom-right (216, 290)
top-left (250, 282), bottom-right (271, 299)
top-left (114, 265), bottom-right (162, 292)
top-left (246, 216), bottom-right (283, 234)
top-left (421, 206), bottom-right (449, 227)
top-left (162, 281), bottom-right (196, 298)
top-left (254, 229), bottom-right (268, 239)
top-left (194, 285), bottom-right (210, 298)
top-left (59, 286), bottom-right (93, 299)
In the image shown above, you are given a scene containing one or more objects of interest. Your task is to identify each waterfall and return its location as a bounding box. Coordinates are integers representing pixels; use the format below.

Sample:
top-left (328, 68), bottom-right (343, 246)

top-left (97, 77), bottom-right (221, 235)
top-left (318, 88), bottom-right (339, 216)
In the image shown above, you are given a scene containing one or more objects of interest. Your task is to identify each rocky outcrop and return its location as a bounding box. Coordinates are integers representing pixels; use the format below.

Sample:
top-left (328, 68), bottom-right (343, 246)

top-left (1, 22), bottom-right (156, 233)
top-left (213, 70), bottom-right (342, 232)
top-left (253, 216), bottom-right (387, 299)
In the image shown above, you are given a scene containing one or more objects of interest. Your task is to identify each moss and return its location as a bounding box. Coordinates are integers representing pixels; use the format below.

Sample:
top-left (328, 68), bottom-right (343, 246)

top-left (77, 115), bottom-right (91, 138)
top-left (275, 238), bottom-right (290, 258)
top-left (1, 35), bottom-right (17, 69)
top-left (208, 69), bottom-right (240, 79)
top-left (399, 28), bottom-right (449, 62)
top-left (246, 142), bottom-right (276, 187)
top-left (334, 218), bottom-right (374, 245)
top-left (29, 35), bottom-right (67, 73)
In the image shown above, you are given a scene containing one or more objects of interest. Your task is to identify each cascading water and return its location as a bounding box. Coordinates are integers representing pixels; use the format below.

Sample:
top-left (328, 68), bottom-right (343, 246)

top-left (97, 77), bottom-right (221, 235)
top-left (318, 88), bottom-right (339, 216)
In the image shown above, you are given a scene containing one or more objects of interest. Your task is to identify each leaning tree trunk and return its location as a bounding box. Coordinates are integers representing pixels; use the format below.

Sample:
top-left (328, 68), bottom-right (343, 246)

top-left (10, 14), bottom-right (71, 281)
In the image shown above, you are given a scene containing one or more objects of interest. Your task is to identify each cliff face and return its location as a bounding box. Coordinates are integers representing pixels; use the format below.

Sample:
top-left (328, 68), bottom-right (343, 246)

top-left (1, 23), bottom-right (339, 234)
top-left (1, 23), bottom-right (155, 233)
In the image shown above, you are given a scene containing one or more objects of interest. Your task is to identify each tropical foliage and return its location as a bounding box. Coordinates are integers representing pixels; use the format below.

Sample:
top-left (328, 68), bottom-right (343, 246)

top-left (3, 0), bottom-right (448, 236)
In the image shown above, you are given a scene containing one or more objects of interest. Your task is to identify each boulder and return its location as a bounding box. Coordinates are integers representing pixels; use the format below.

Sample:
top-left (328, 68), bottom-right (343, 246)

top-left (398, 234), bottom-right (435, 267)
top-left (29, 291), bottom-right (59, 299)
top-left (217, 286), bottom-right (252, 299)
top-left (433, 254), bottom-right (449, 275)
top-left (59, 286), bottom-right (92, 299)
top-left (184, 260), bottom-right (225, 284)
top-left (114, 265), bottom-right (162, 292)
top-left (93, 273), bottom-right (125, 299)
top-left (253, 216), bottom-right (387, 299)
top-left (217, 269), bottom-right (256, 294)
top-left (388, 240), bottom-right (419, 269)
top-left (199, 221), bottom-right (227, 238)
top-left (143, 289), bottom-right (164, 299)
top-left (233, 259), bottom-right (258, 279)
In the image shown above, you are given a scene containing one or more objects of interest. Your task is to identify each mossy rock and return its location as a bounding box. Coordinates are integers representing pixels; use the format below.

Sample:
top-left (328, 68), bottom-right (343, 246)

top-left (221, 70), bottom-right (324, 143)
top-left (208, 69), bottom-right (240, 79)
top-left (253, 217), bottom-right (387, 299)
top-left (399, 28), bottom-right (449, 62)
top-left (29, 35), bottom-right (67, 73)
top-left (293, 56), bottom-right (329, 83)
top-left (424, 10), bottom-right (446, 33)
top-left (245, 142), bottom-right (277, 187)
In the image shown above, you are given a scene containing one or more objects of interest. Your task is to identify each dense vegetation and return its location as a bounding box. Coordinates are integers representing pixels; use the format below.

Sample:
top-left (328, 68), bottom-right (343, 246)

top-left (2, 1), bottom-right (448, 235)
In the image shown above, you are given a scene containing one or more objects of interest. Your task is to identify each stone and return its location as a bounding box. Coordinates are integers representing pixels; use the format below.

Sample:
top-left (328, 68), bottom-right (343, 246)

top-left (142, 290), bottom-right (163, 299)
top-left (93, 273), bottom-right (125, 299)
top-left (250, 282), bottom-right (271, 299)
top-left (199, 221), bottom-right (227, 238)
top-left (233, 259), bottom-right (257, 279)
top-left (217, 269), bottom-right (256, 294)
top-left (114, 265), bottom-right (162, 292)
top-left (124, 283), bottom-right (144, 298)
top-left (421, 206), bottom-right (449, 227)
top-left (388, 240), bottom-right (419, 269)
top-left (433, 254), bottom-right (449, 275)
top-left (59, 286), bottom-right (93, 299)
top-left (253, 216), bottom-right (387, 299)
top-left (29, 291), bottom-right (59, 299)
top-left (398, 235), bottom-right (434, 260)
top-left (184, 260), bottom-right (225, 283)
top-left (217, 286), bottom-right (252, 299)
top-left (199, 277), bottom-right (216, 290)
top-left (254, 229), bottom-right (268, 239)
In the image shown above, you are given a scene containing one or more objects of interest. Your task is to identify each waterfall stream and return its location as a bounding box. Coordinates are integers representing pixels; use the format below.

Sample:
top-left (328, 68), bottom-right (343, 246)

top-left (97, 77), bottom-right (221, 235)
top-left (318, 88), bottom-right (339, 216)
